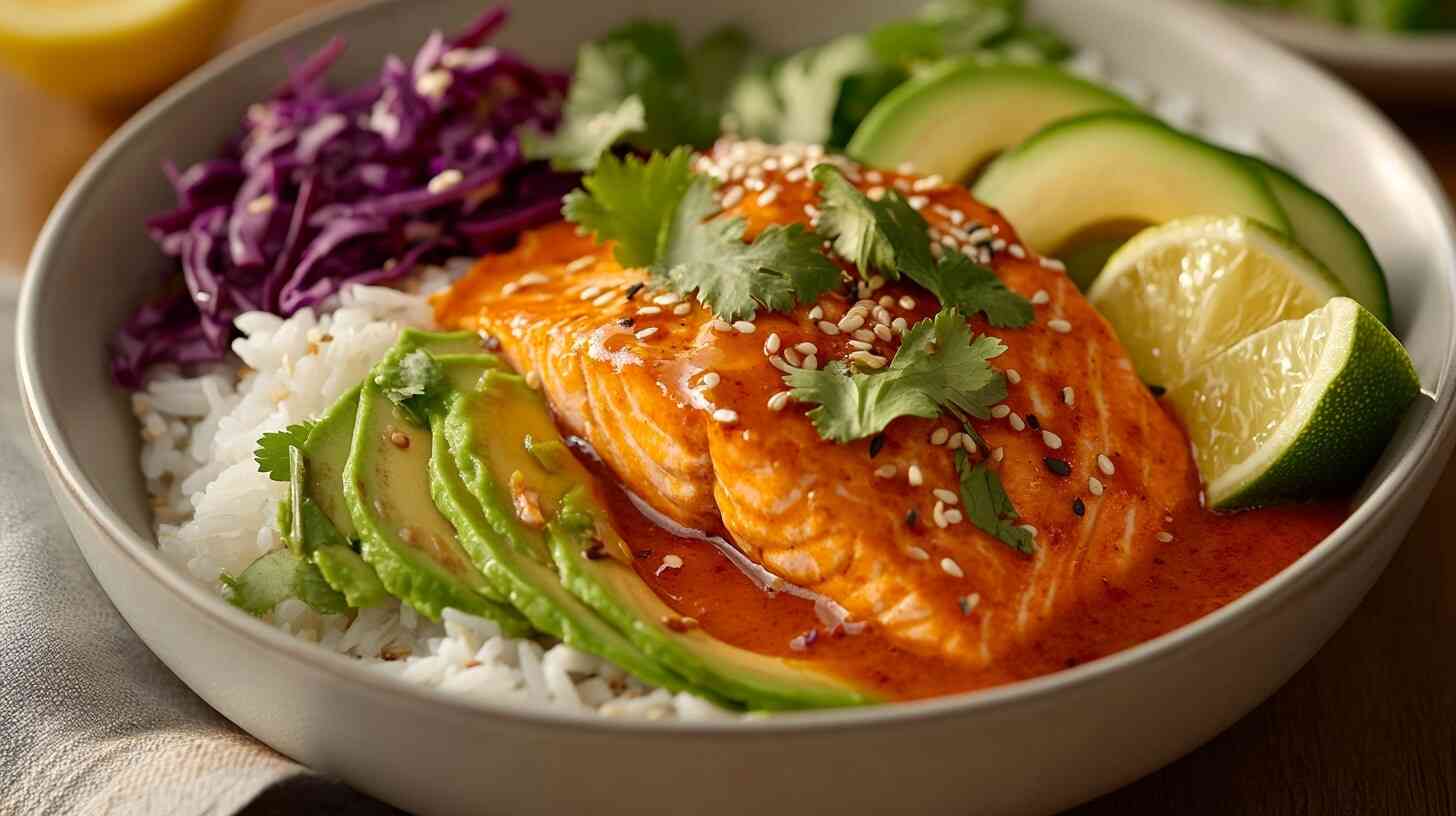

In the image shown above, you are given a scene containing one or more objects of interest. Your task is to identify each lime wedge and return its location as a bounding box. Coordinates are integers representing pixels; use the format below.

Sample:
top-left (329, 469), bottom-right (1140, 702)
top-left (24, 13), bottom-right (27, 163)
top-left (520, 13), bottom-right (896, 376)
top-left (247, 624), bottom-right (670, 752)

top-left (1087, 215), bottom-right (1347, 389)
top-left (1168, 297), bottom-right (1419, 509)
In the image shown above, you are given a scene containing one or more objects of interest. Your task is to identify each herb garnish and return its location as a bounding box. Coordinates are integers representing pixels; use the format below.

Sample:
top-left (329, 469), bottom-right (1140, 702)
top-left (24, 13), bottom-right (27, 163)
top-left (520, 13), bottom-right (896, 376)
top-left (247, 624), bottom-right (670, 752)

top-left (564, 149), bottom-right (840, 321)
top-left (956, 450), bottom-right (1034, 555)
top-left (784, 308), bottom-right (1007, 443)
top-left (812, 164), bottom-right (1033, 328)
top-left (254, 421), bottom-right (316, 481)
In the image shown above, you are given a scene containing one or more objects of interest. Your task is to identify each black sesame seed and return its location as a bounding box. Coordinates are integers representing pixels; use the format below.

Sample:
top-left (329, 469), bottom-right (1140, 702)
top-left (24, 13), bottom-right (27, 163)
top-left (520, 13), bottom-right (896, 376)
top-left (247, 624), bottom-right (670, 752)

top-left (1148, 384), bottom-right (1166, 397)
top-left (869, 433), bottom-right (886, 458)
top-left (905, 509), bottom-right (919, 528)
top-left (1044, 457), bottom-right (1071, 477)
top-left (1073, 498), bottom-right (1086, 516)
top-left (618, 317), bottom-right (635, 328)
top-left (633, 548), bottom-right (653, 559)
top-left (1025, 414), bottom-right (1040, 430)
top-left (625, 282), bottom-right (645, 301)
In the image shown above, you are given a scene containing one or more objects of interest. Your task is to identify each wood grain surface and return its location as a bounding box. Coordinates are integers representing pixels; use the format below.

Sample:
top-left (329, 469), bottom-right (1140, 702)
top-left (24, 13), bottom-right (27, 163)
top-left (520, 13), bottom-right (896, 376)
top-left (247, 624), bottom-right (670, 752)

top-left (0, 3), bottom-right (1452, 813)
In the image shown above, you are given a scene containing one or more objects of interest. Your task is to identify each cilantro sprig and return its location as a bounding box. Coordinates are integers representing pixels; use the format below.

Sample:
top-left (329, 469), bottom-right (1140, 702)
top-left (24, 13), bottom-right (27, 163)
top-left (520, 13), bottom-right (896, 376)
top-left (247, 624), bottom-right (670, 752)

top-left (812, 164), bottom-right (1033, 328)
top-left (956, 449), bottom-right (1035, 555)
top-left (564, 149), bottom-right (840, 321)
top-left (784, 308), bottom-right (1007, 443)
top-left (254, 421), bottom-right (315, 481)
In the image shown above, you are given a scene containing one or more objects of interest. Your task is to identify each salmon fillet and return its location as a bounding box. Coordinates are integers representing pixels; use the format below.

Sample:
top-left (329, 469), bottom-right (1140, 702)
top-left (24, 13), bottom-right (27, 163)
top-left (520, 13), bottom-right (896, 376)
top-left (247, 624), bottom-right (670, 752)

top-left (434, 140), bottom-right (1194, 666)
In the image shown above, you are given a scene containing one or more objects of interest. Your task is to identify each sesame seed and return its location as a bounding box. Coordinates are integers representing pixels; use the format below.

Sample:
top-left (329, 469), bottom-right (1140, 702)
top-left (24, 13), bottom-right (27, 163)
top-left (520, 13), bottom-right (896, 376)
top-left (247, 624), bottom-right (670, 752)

top-left (635, 327), bottom-right (659, 340)
top-left (912, 175), bottom-right (942, 192)
top-left (958, 593), bottom-right (980, 615)
top-left (874, 324), bottom-right (894, 342)
top-left (898, 296), bottom-right (916, 310)
top-left (1042, 430), bottom-right (1063, 450)
top-left (944, 509), bottom-right (963, 525)
top-left (940, 558), bottom-right (965, 578)
top-left (907, 546), bottom-right (929, 561)
top-left (967, 227), bottom-right (995, 244)
top-left (654, 292), bottom-right (682, 306)
top-left (592, 291), bottom-right (616, 307)
top-left (868, 275), bottom-right (886, 291)
top-left (865, 170), bottom-right (884, 183)
top-left (891, 317), bottom-right (909, 333)
top-left (625, 283), bottom-right (645, 301)
top-left (869, 433), bottom-right (886, 457)
top-left (727, 320), bottom-right (753, 335)
top-left (1156, 532), bottom-right (1174, 543)
top-left (1047, 319), bottom-right (1072, 334)
top-left (673, 302), bottom-right (692, 316)
top-left (1097, 454), bottom-right (1115, 476)
top-left (518, 272), bottom-right (549, 286)
top-left (817, 321), bottom-right (840, 336)
top-left (992, 404), bottom-right (1010, 418)
top-left (1062, 386), bottom-right (1075, 406)
top-left (525, 371), bottom-right (541, 389)
top-left (849, 351), bottom-right (887, 369)
top-left (875, 464), bottom-right (898, 479)
top-left (637, 306), bottom-right (662, 316)
top-left (907, 464), bottom-right (924, 487)
top-left (501, 282), bottom-right (521, 296)
top-left (848, 339), bottom-right (873, 351)
top-left (802, 353), bottom-right (819, 371)
top-left (1031, 290), bottom-right (1050, 305)
top-left (579, 286), bottom-right (602, 301)
top-left (712, 408), bottom-right (739, 424)
top-left (1020, 524), bottom-right (1038, 538)
top-left (852, 328), bottom-right (876, 344)
top-left (947, 433), bottom-right (963, 451)
top-left (655, 554), bottom-right (684, 576)
top-left (879, 295), bottom-right (895, 308)
top-left (933, 501), bottom-right (948, 528)
top-left (1089, 477), bottom-right (1105, 496)
top-left (838, 314), bottom-right (865, 332)
top-left (991, 239), bottom-right (1007, 252)
top-left (767, 391), bottom-right (791, 412)
top-left (933, 488), bottom-right (959, 505)
top-left (908, 195), bottom-right (929, 210)
top-left (1041, 257), bottom-right (1068, 272)
top-left (784, 348), bottom-right (803, 367)
top-left (992, 447), bottom-right (1005, 463)
top-left (565, 256), bottom-right (595, 273)
top-left (427, 168), bottom-right (463, 193)
top-left (764, 333), bottom-right (782, 354)
top-left (700, 372), bottom-right (721, 388)
top-left (808, 305), bottom-right (824, 320)
top-left (1009, 413), bottom-right (1026, 432)
top-left (757, 188), bottom-right (779, 207)
top-left (1006, 369), bottom-right (1022, 385)
top-left (930, 428), bottom-right (950, 446)
top-left (1073, 498), bottom-right (1086, 516)
top-left (768, 355), bottom-right (795, 374)
top-left (794, 342), bottom-right (818, 356)
top-left (721, 186), bottom-right (744, 208)
top-left (866, 186), bottom-right (886, 200)
top-left (1044, 457), bottom-right (1071, 476)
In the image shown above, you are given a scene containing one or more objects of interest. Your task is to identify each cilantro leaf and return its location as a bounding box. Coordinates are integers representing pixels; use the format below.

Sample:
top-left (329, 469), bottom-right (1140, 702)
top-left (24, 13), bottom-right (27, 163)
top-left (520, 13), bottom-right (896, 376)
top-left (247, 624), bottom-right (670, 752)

top-left (523, 95), bottom-right (645, 173)
top-left (562, 148), bottom-right (696, 269)
top-left (221, 548), bottom-right (348, 617)
top-left (373, 348), bottom-right (442, 405)
top-left (914, 248), bottom-right (1035, 328)
top-left (727, 35), bottom-right (877, 146)
top-left (956, 449), bottom-right (1035, 555)
top-left (658, 179), bottom-right (840, 321)
top-left (254, 421), bottom-right (315, 481)
top-left (812, 164), bottom-right (1032, 327)
top-left (785, 308), bottom-right (1007, 442)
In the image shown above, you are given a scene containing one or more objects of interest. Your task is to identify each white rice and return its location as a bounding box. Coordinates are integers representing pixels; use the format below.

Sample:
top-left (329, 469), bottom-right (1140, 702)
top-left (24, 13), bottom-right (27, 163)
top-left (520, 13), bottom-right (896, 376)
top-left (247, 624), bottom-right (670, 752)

top-left (137, 266), bottom-right (731, 720)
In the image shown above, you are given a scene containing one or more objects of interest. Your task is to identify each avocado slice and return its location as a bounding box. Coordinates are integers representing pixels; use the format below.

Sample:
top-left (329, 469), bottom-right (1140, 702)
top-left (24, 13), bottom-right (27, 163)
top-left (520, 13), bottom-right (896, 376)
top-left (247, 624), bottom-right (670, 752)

top-left (445, 365), bottom-right (874, 710)
top-left (426, 358), bottom-right (694, 696)
top-left (847, 61), bottom-right (1135, 184)
top-left (344, 375), bottom-right (531, 632)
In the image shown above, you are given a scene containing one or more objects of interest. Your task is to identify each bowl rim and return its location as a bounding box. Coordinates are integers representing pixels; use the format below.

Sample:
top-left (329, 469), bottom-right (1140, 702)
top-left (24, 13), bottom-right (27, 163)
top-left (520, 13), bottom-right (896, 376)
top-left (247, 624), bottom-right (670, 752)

top-left (17, 0), bottom-right (1456, 736)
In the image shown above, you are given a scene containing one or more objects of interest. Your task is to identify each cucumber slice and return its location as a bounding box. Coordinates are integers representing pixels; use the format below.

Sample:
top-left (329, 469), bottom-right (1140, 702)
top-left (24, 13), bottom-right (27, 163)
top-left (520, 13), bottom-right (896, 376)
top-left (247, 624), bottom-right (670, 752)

top-left (845, 61), bottom-right (1135, 183)
top-left (972, 111), bottom-right (1291, 287)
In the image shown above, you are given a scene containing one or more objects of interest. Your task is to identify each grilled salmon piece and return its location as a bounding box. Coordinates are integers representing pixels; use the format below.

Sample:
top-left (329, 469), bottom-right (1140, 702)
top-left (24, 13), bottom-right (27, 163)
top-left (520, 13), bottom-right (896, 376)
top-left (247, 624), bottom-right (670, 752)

top-left (434, 141), bottom-right (1195, 665)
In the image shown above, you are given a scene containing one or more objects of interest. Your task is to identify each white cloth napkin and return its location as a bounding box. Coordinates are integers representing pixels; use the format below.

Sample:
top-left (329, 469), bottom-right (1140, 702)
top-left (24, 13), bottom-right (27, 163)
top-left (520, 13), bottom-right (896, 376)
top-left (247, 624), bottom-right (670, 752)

top-left (0, 278), bottom-right (400, 815)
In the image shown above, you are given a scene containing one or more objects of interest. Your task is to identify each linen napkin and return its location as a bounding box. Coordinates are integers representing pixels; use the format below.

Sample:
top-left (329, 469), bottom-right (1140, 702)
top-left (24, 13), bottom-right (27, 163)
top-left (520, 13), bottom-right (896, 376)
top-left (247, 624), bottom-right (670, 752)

top-left (0, 277), bottom-right (400, 816)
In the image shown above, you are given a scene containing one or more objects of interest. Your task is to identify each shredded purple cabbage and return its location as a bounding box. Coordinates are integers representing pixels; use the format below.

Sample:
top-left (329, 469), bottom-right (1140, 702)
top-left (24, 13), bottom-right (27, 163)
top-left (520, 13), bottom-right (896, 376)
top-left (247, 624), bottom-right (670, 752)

top-left (113, 7), bottom-right (571, 388)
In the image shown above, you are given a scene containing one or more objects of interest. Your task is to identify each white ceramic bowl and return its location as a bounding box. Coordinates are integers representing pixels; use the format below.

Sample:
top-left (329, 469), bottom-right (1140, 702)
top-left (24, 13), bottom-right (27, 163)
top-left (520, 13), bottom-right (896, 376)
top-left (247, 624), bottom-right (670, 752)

top-left (17, 1), bottom-right (1456, 814)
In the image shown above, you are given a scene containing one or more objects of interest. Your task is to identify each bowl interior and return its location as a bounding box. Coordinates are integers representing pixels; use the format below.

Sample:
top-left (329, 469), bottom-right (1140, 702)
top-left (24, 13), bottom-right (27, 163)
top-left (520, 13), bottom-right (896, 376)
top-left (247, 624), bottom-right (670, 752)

top-left (19, 0), bottom-right (1456, 719)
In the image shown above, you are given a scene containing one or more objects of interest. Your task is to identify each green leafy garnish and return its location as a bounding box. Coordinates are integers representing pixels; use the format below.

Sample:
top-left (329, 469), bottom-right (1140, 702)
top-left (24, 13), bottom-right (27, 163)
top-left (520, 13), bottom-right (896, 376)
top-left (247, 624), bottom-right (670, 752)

top-left (564, 150), bottom-right (840, 321)
top-left (785, 308), bottom-right (1007, 443)
top-left (221, 549), bottom-right (348, 617)
top-left (956, 449), bottom-right (1034, 555)
top-left (374, 348), bottom-right (442, 405)
top-left (523, 96), bottom-right (645, 173)
top-left (254, 421), bottom-right (315, 481)
top-left (812, 164), bottom-right (1032, 328)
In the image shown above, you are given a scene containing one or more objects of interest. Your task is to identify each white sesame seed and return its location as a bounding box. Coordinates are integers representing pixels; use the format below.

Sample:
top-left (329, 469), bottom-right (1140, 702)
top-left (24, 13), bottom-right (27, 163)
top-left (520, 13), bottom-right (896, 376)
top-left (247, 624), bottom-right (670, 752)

top-left (768, 355), bottom-right (795, 374)
top-left (637, 306), bottom-right (662, 316)
top-left (565, 256), bottom-right (595, 273)
top-left (912, 175), bottom-right (942, 192)
top-left (944, 509), bottom-right (963, 525)
top-left (427, 168), bottom-right (463, 193)
top-left (1009, 413), bottom-right (1026, 432)
top-left (948, 433), bottom-right (963, 451)
top-left (1047, 319), bottom-right (1072, 334)
top-left (875, 464), bottom-right (898, 479)
top-left (518, 272), bottom-right (549, 286)
top-left (933, 501), bottom-right (948, 528)
top-left (838, 314), bottom-right (865, 332)
top-left (635, 327), bottom-right (659, 340)
top-left (1019, 524), bottom-right (1038, 538)
top-left (940, 558), bottom-right (964, 578)
top-left (700, 372), bottom-right (721, 388)
top-left (878, 295), bottom-right (895, 308)
top-left (802, 353), bottom-right (819, 371)
top-left (783, 348), bottom-right (803, 367)
top-left (808, 305), bottom-right (824, 320)
top-left (873, 324), bottom-right (893, 342)
top-left (673, 302), bottom-right (692, 316)
top-left (1089, 477), bottom-right (1105, 496)
top-left (1008, 244), bottom-right (1027, 259)
top-left (933, 487), bottom-right (959, 505)
top-left (579, 286), bottom-right (602, 301)
top-left (992, 447), bottom-right (1005, 462)
top-left (1006, 369), bottom-right (1022, 385)
top-left (1062, 386), bottom-right (1075, 406)
top-left (712, 408), bottom-right (739, 424)
top-left (592, 291), bottom-right (616, 307)
top-left (817, 321), bottom-right (840, 336)
top-left (991, 238), bottom-right (1007, 252)
top-left (891, 317), bottom-right (909, 333)
top-left (865, 170), bottom-right (883, 183)
top-left (848, 339), bottom-right (873, 351)
top-left (793, 342), bottom-right (818, 356)
top-left (967, 227), bottom-right (995, 244)
top-left (991, 404), bottom-right (1011, 418)
top-left (501, 282), bottom-right (521, 296)
top-left (757, 188), bottom-right (779, 207)
top-left (764, 333), bottom-right (782, 354)
top-left (868, 275), bottom-right (886, 291)
top-left (655, 554), bottom-right (684, 576)
top-left (720, 186), bottom-right (745, 208)
top-left (709, 319), bottom-right (733, 333)
top-left (768, 391), bottom-right (791, 412)
top-left (1031, 289), bottom-right (1050, 305)
top-left (866, 186), bottom-right (886, 200)
top-left (898, 296), bottom-right (916, 310)
top-left (733, 320), bottom-right (756, 335)
top-left (1040, 257), bottom-right (1067, 272)
top-left (1098, 454), bottom-right (1115, 476)
top-left (1042, 430), bottom-right (1063, 450)
top-left (525, 371), bottom-right (541, 389)
top-left (653, 292), bottom-right (682, 306)
top-left (907, 546), bottom-right (929, 561)
top-left (908, 195), bottom-right (929, 210)
top-left (907, 464), bottom-right (924, 487)
top-left (1156, 532), bottom-right (1174, 543)
top-left (930, 428), bottom-right (950, 446)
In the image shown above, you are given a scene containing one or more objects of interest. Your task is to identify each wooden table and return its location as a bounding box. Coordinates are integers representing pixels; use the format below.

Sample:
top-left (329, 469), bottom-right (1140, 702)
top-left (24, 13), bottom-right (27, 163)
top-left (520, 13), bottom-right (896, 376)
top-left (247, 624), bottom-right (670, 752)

top-left (2, 4), bottom-right (1452, 814)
